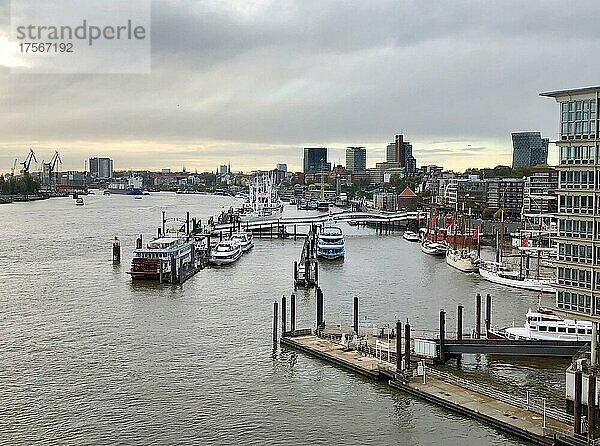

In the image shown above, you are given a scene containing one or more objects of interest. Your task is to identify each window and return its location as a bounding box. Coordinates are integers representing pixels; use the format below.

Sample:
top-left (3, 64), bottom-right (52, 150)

top-left (539, 326), bottom-right (547, 332)
top-left (578, 328), bottom-right (586, 334)
top-left (548, 326), bottom-right (557, 332)
top-left (558, 327), bottom-right (566, 333)
top-left (561, 99), bottom-right (597, 139)
top-left (568, 328), bottom-right (576, 334)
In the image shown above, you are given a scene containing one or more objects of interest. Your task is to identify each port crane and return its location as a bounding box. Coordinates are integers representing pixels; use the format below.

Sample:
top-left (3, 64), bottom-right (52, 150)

top-left (10, 159), bottom-right (17, 177)
top-left (20, 149), bottom-right (37, 174)
top-left (42, 151), bottom-right (62, 187)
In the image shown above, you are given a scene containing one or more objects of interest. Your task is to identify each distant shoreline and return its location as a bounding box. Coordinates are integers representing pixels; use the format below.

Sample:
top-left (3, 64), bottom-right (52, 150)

top-left (0, 194), bottom-right (50, 204)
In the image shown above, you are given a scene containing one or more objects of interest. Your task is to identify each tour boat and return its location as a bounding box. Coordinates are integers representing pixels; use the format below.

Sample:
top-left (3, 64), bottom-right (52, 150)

top-left (487, 303), bottom-right (592, 342)
top-left (478, 260), bottom-right (556, 293)
top-left (402, 231), bottom-right (420, 242)
top-left (75, 197), bottom-right (84, 206)
top-left (241, 173), bottom-right (284, 222)
top-left (446, 248), bottom-right (479, 273)
top-left (231, 232), bottom-right (254, 252)
top-left (316, 224), bottom-right (345, 260)
top-left (420, 240), bottom-right (446, 256)
top-left (128, 232), bottom-right (194, 280)
top-left (210, 240), bottom-right (243, 265)
top-left (348, 219), bottom-right (358, 226)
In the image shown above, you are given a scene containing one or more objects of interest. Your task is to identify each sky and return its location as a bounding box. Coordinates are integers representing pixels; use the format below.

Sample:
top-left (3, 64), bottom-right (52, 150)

top-left (1, 0), bottom-right (600, 173)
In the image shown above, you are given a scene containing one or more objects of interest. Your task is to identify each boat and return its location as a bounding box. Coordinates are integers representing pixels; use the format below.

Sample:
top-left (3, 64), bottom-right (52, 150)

top-left (134, 196), bottom-right (143, 200)
top-left (316, 201), bottom-right (330, 211)
top-left (210, 240), bottom-right (243, 265)
top-left (478, 260), bottom-right (556, 293)
top-left (127, 231), bottom-right (194, 280)
top-left (75, 197), bottom-right (84, 206)
top-left (446, 248), bottom-right (478, 272)
top-left (231, 232), bottom-right (254, 252)
top-left (241, 173), bottom-right (284, 222)
top-left (487, 301), bottom-right (592, 342)
top-left (316, 222), bottom-right (345, 260)
top-left (348, 219), bottom-right (358, 226)
top-left (420, 240), bottom-right (446, 256)
top-left (103, 190), bottom-right (111, 196)
top-left (402, 231), bottom-right (420, 242)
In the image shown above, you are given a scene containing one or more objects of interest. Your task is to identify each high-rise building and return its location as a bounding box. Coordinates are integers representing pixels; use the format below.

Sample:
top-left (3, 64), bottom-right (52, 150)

top-left (386, 143), bottom-right (396, 162)
top-left (541, 86), bottom-right (599, 318)
top-left (345, 146), bottom-right (366, 172)
top-left (394, 134), bottom-right (405, 165)
top-left (523, 168), bottom-right (558, 214)
top-left (276, 163), bottom-right (287, 172)
top-left (394, 134), bottom-right (417, 173)
top-left (218, 164), bottom-right (228, 175)
top-left (511, 132), bottom-right (549, 168)
top-left (303, 148), bottom-right (331, 173)
top-left (485, 178), bottom-right (524, 217)
top-left (89, 157), bottom-right (113, 178)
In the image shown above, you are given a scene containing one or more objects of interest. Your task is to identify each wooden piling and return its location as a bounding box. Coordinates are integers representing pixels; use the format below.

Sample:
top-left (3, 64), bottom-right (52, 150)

top-left (316, 287), bottom-right (324, 329)
top-left (476, 293), bottom-right (482, 339)
top-left (439, 310), bottom-right (446, 363)
top-left (273, 301), bottom-right (279, 343)
top-left (136, 234), bottom-right (142, 249)
top-left (294, 224), bottom-right (297, 240)
top-left (186, 211), bottom-right (190, 235)
top-left (485, 293), bottom-right (492, 333)
top-left (404, 320), bottom-right (411, 371)
top-left (290, 293), bottom-right (296, 334)
top-left (293, 261), bottom-right (298, 286)
top-left (396, 320), bottom-right (402, 371)
top-left (281, 295), bottom-right (287, 335)
top-left (574, 370), bottom-right (583, 434)
top-left (589, 374), bottom-right (596, 441)
top-left (314, 261), bottom-right (319, 285)
top-left (457, 305), bottom-right (463, 340)
top-left (112, 237), bottom-right (121, 264)
top-left (353, 297), bottom-right (359, 334)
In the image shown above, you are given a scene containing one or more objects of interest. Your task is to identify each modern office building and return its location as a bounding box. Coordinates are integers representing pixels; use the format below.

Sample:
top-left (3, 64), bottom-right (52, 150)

top-left (394, 134), bottom-right (417, 173)
top-left (89, 157), bottom-right (113, 179)
top-left (485, 178), bottom-right (524, 217)
top-left (522, 168), bottom-right (558, 214)
top-left (303, 148), bottom-right (331, 173)
top-left (541, 86), bottom-right (599, 317)
top-left (511, 132), bottom-right (549, 168)
top-left (386, 142), bottom-right (396, 163)
top-left (276, 163), bottom-right (287, 172)
top-left (345, 146), bottom-right (366, 172)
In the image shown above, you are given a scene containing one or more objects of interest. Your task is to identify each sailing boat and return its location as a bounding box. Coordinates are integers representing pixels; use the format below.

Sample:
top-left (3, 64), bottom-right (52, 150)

top-left (445, 213), bottom-right (479, 273)
top-left (478, 209), bottom-right (556, 293)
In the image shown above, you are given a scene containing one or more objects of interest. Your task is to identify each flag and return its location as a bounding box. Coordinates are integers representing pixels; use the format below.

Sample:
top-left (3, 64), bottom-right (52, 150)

top-left (473, 228), bottom-right (479, 242)
top-left (522, 236), bottom-right (529, 247)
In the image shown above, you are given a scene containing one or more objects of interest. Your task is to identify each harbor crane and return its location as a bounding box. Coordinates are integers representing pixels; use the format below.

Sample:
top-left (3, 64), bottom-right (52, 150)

top-left (42, 151), bottom-right (62, 187)
top-left (20, 149), bottom-right (37, 174)
top-left (10, 159), bottom-right (17, 177)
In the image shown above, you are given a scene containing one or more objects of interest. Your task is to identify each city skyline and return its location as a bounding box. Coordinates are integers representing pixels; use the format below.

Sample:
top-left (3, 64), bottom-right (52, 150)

top-left (1, 1), bottom-right (595, 172)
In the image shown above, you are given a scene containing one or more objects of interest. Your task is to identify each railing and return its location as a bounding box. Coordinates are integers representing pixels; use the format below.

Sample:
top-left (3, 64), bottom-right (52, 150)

top-left (424, 366), bottom-right (574, 428)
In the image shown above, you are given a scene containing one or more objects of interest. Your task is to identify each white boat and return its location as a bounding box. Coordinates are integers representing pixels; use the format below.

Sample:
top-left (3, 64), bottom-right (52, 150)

top-left (446, 248), bottom-right (478, 272)
top-left (316, 223), bottom-right (345, 260)
top-left (75, 197), bottom-right (84, 206)
top-left (231, 232), bottom-right (254, 252)
top-left (128, 231), bottom-right (195, 280)
top-left (478, 260), bottom-right (556, 293)
top-left (420, 240), bottom-right (446, 256)
top-left (210, 240), bottom-right (243, 265)
top-left (488, 303), bottom-right (592, 342)
top-left (241, 173), bottom-right (284, 222)
top-left (402, 231), bottom-right (420, 242)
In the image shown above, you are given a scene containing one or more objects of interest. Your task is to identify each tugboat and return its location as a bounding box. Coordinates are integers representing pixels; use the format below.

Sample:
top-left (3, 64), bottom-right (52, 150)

top-left (316, 221), bottom-right (345, 260)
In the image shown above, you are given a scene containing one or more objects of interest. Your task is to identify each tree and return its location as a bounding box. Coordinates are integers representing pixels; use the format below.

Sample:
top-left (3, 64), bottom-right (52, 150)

top-left (482, 207), bottom-right (493, 219)
top-left (493, 208), bottom-right (505, 220)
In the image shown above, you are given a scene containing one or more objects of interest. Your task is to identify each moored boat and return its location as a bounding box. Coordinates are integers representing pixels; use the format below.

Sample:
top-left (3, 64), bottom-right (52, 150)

top-left (231, 232), bottom-right (254, 252)
top-left (210, 240), bottom-right (243, 265)
top-left (75, 197), bottom-right (84, 206)
top-left (402, 231), bottom-right (420, 242)
top-left (446, 248), bottom-right (478, 272)
top-left (487, 302), bottom-right (592, 341)
top-left (478, 260), bottom-right (556, 293)
top-left (316, 223), bottom-right (345, 260)
top-left (128, 232), bottom-right (194, 280)
top-left (420, 240), bottom-right (446, 256)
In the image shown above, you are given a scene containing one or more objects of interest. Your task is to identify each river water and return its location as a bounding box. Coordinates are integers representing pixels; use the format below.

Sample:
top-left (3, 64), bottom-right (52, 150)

top-left (0, 193), bottom-right (566, 445)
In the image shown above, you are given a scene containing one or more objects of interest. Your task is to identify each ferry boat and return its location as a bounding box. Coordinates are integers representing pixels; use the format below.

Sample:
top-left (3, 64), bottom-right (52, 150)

top-left (420, 240), bottom-right (446, 256)
top-left (210, 240), bottom-right (243, 265)
top-left (478, 260), bottom-right (556, 293)
top-left (446, 248), bottom-right (478, 273)
top-left (316, 224), bottom-right (345, 260)
top-left (402, 231), bottom-right (420, 242)
top-left (128, 233), bottom-right (194, 280)
top-left (231, 232), bottom-right (254, 252)
top-left (487, 302), bottom-right (592, 342)
top-left (75, 197), bottom-right (84, 206)
top-left (241, 173), bottom-right (284, 222)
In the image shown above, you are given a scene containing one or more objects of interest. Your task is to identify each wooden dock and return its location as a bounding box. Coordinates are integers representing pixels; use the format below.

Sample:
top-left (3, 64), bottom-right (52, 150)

top-left (281, 333), bottom-right (580, 446)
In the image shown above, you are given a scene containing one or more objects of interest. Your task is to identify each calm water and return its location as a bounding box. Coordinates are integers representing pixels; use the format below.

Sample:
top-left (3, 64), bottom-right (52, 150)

top-left (0, 193), bottom-right (566, 445)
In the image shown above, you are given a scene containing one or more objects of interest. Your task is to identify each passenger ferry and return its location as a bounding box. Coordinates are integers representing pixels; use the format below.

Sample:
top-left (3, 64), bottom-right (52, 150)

top-left (128, 232), bottom-right (194, 280)
top-left (231, 232), bottom-right (254, 252)
top-left (210, 240), bottom-right (243, 265)
top-left (487, 302), bottom-right (592, 342)
top-left (316, 223), bottom-right (345, 260)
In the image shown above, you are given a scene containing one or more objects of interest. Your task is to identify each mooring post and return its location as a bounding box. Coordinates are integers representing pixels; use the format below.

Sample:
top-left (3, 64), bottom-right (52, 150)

top-left (314, 261), bottom-right (319, 285)
top-left (159, 259), bottom-right (163, 283)
top-left (170, 255), bottom-right (177, 284)
top-left (589, 374), bottom-right (596, 441)
top-left (273, 301), bottom-right (279, 343)
top-left (290, 293), bottom-right (296, 334)
top-left (158, 227), bottom-right (162, 238)
top-left (293, 261), bottom-right (298, 286)
top-left (136, 234), bottom-right (142, 249)
top-left (439, 310), bottom-right (446, 363)
top-left (219, 231), bottom-right (223, 242)
top-left (575, 370), bottom-right (583, 434)
top-left (112, 237), bottom-right (121, 264)
top-left (353, 297), bottom-right (359, 334)
top-left (162, 210), bottom-right (166, 236)
top-left (281, 295), bottom-right (287, 335)
top-left (395, 320), bottom-right (402, 372)
top-left (485, 293), bottom-right (492, 333)
top-left (476, 293), bottom-right (482, 339)
top-left (186, 211), bottom-right (190, 235)
top-left (404, 319), bottom-right (411, 371)
top-left (305, 259), bottom-right (311, 285)
top-left (316, 287), bottom-right (324, 329)
top-left (457, 304), bottom-right (463, 340)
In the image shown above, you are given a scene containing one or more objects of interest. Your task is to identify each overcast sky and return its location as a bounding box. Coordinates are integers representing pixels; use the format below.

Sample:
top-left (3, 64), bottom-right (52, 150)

top-left (1, 0), bottom-right (599, 173)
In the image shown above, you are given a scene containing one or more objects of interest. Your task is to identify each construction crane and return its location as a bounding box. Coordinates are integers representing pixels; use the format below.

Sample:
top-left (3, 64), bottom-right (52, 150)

top-left (10, 159), bottom-right (17, 177)
top-left (42, 151), bottom-right (62, 186)
top-left (20, 149), bottom-right (37, 174)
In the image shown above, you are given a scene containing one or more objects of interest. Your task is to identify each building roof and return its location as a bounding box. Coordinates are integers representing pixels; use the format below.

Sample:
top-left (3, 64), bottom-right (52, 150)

top-left (399, 186), bottom-right (417, 198)
top-left (540, 86), bottom-right (600, 97)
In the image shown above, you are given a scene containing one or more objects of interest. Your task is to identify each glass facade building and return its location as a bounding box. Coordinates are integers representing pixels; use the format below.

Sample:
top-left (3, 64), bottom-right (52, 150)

top-left (511, 132), bottom-right (549, 168)
top-left (345, 146), bottom-right (366, 172)
top-left (303, 148), bottom-right (331, 174)
top-left (541, 86), bottom-right (600, 317)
